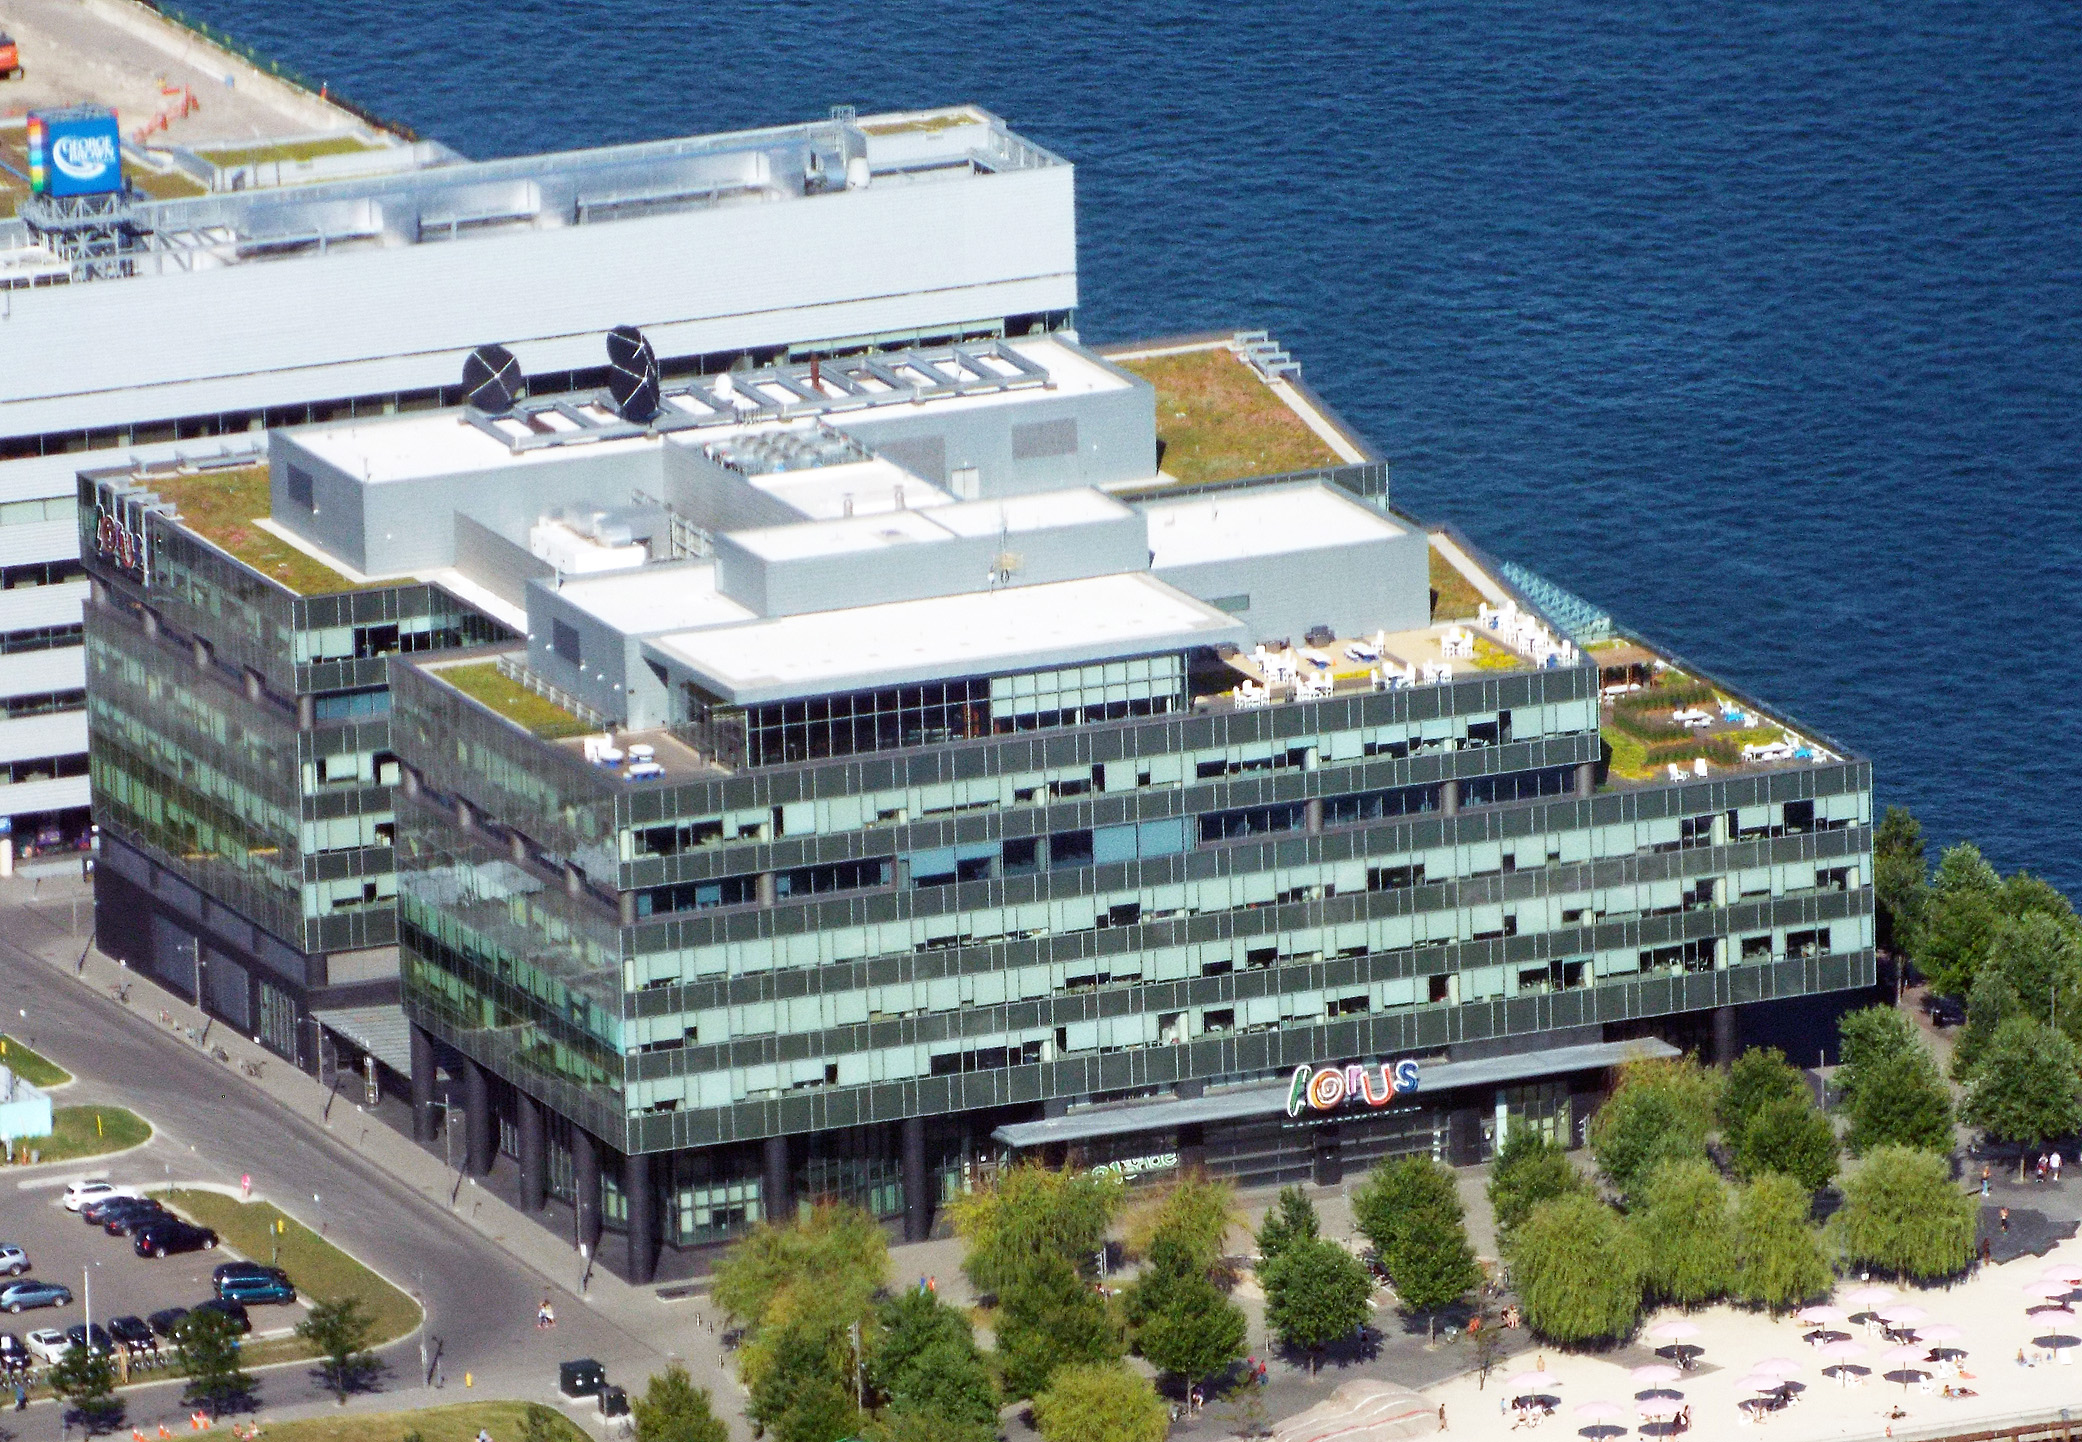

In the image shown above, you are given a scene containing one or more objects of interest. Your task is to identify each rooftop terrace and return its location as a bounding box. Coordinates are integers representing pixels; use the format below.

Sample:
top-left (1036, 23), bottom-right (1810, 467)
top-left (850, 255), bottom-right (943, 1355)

top-left (99, 458), bottom-right (377, 597)
top-left (1103, 338), bottom-right (1354, 485)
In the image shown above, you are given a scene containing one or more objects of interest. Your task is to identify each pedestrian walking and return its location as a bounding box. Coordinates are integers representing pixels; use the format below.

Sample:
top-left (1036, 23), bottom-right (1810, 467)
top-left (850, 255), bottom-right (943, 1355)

top-left (2053, 1151), bottom-right (2063, 1184)
top-left (2000, 1206), bottom-right (2011, 1233)
top-left (2037, 1154), bottom-right (2048, 1183)
top-left (1439, 1402), bottom-right (1448, 1431)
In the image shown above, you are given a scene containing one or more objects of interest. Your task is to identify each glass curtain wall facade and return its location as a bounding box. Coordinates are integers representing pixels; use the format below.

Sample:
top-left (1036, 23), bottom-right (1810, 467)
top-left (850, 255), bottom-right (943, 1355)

top-left (391, 639), bottom-right (1874, 1277)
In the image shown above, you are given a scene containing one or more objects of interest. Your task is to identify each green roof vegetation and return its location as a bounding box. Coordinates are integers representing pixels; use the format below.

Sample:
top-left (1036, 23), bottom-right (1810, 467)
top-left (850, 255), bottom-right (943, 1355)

top-left (1429, 545), bottom-right (1486, 622)
top-left (440, 662), bottom-right (594, 739)
top-left (860, 112), bottom-right (978, 136)
top-left (1116, 347), bottom-right (1343, 485)
top-left (147, 463), bottom-right (378, 595)
top-left (196, 134), bottom-right (380, 167)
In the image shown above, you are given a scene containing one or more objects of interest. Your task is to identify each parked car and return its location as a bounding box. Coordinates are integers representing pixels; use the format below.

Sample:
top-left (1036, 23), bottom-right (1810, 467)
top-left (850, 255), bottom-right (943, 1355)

top-left (62, 1181), bottom-right (131, 1212)
top-left (1925, 993), bottom-right (1966, 1027)
top-left (216, 1273), bottom-right (296, 1306)
top-left (62, 1323), bottom-right (112, 1356)
top-left (105, 1206), bottom-right (175, 1238)
top-left (0, 1332), bottom-right (26, 1367)
top-left (24, 1328), bottom-right (70, 1365)
top-left (0, 1245), bottom-right (27, 1276)
top-left (145, 1307), bottom-right (188, 1339)
top-left (107, 1315), bottom-right (155, 1350)
top-left (81, 1196), bottom-right (160, 1226)
top-left (188, 1298), bottom-right (249, 1335)
top-left (211, 1261), bottom-right (288, 1286)
top-left (0, 1280), bottom-right (72, 1313)
top-left (133, 1222), bottom-right (217, 1258)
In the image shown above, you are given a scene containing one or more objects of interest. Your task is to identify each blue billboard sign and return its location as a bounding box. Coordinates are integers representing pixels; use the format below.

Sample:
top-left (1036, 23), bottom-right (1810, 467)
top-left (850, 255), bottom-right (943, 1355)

top-left (28, 107), bottom-right (124, 199)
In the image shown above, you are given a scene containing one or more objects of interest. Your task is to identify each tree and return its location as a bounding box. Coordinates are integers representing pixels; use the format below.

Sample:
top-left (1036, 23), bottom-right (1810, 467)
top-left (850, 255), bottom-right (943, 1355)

top-left (712, 1201), bottom-right (888, 1337)
top-left (175, 1306), bottom-right (253, 1417)
top-left (1030, 1363), bottom-right (1169, 1442)
top-left (1487, 1126), bottom-right (1586, 1244)
top-left (947, 1162), bottom-right (1123, 1299)
top-left (1260, 1238), bottom-right (1373, 1376)
top-left (1734, 1094), bottom-right (1841, 1192)
top-left (1508, 1193), bottom-right (1646, 1345)
top-left (1985, 911), bottom-right (2082, 1044)
top-left (1214, 1378), bottom-right (1272, 1440)
top-left (1732, 1173), bottom-right (1831, 1312)
top-left (746, 1320), bottom-right (861, 1442)
top-left (1963, 1016), bottom-right (2082, 1172)
top-left (1722, 1047), bottom-right (1809, 1138)
top-left (1831, 1146), bottom-right (1977, 1281)
top-left (1873, 805), bottom-right (1929, 959)
top-left (1633, 1158), bottom-right (1734, 1307)
top-left (632, 1364), bottom-right (728, 1442)
top-left (872, 1289), bottom-right (997, 1439)
top-left (1846, 1047), bottom-right (1955, 1155)
top-left (1834, 1005), bottom-right (1920, 1109)
top-left (49, 1342), bottom-right (122, 1433)
top-left (1952, 967), bottom-right (2022, 1082)
top-left (1122, 1172), bottom-right (1240, 1273)
top-left (994, 1252), bottom-right (1120, 1401)
top-left (1135, 1272), bottom-right (1248, 1389)
top-left (1351, 1157), bottom-right (1480, 1316)
top-left (520, 1404), bottom-right (564, 1442)
top-left (295, 1295), bottom-right (378, 1402)
top-left (1916, 843), bottom-right (2001, 997)
top-left (1587, 1058), bottom-right (1718, 1204)
top-left (1253, 1185), bottom-right (1319, 1265)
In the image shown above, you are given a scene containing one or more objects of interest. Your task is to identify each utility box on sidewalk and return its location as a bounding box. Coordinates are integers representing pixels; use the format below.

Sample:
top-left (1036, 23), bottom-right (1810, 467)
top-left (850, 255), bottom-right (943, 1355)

top-left (598, 1385), bottom-right (629, 1418)
top-left (559, 1358), bottom-right (605, 1398)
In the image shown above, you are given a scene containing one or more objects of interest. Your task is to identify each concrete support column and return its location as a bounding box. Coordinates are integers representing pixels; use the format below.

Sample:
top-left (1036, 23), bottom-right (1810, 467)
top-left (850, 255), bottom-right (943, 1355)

top-left (462, 1057), bottom-right (493, 1176)
top-left (902, 1116), bottom-right (930, 1243)
top-left (757, 872), bottom-right (776, 908)
top-left (1713, 1004), bottom-right (1739, 1068)
top-left (1305, 798), bottom-right (1323, 835)
top-left (624, 1152), bottom-right (656, 1284)
top-left (574, 1128), bottom-right (602, 1254)
top-left (296, 694), bottom-right (315, 730)
top-left (409, 1026), bottom-right (437, 1144)
top-left (1440, 779), bottom-right (1460, 817)
top-left (762, 1133), bottom-right (792, 1225)
top-left (516, 1090), bottom-right (546, 1213)
top-left (1576, 760), bottom-right (1596, 797)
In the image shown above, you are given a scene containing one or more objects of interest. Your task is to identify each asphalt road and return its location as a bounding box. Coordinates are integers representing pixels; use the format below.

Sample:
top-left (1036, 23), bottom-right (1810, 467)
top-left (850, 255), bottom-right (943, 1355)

top-left (0, 932), bottom-right (666, 1425)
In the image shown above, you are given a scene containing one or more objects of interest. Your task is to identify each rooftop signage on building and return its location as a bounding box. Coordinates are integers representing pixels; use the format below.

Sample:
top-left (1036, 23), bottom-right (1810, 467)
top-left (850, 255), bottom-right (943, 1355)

top-left (28, 108), bottom-right (124, 199)
top-left (1286, 1059), bottom-right (1421, 1117)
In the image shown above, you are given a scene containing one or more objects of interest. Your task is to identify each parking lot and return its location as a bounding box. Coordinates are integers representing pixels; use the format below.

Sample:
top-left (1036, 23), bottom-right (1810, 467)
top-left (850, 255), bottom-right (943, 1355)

top-left (0, 1171), bottom-right (308, 1367)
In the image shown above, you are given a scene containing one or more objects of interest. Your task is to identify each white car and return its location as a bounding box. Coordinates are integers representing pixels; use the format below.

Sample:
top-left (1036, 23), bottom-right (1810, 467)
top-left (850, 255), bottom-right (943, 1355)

top-left (24, 1328), bottom-right (70, 1365)
top-left (62, 1181), bottom-right (132, 1212)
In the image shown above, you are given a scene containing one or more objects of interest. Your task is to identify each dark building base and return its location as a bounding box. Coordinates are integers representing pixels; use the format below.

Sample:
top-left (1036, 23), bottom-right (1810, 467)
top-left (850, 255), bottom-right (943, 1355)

top-left (93, 835), bottom-right (399, 1071)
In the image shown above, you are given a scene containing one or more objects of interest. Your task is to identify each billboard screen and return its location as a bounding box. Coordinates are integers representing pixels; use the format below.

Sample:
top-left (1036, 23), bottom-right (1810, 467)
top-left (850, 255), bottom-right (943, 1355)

top-left (28, 107), bottom-right (124, 199)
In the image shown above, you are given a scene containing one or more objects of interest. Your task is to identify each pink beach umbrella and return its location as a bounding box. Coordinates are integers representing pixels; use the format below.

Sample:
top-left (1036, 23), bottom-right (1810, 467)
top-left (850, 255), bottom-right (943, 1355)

top-left (1913, 1324), bottom-right (1964, 1344)
top-left (1734, 1374), bottom-right (1782, 1393)
top-left (1881, 1344), bottom-right (1929, 1365)
top-left (1753, 1357), bottom-right (1802, 1376)
top-left (1629, 1364), bottom-right (1682, 1384)
top-left (2043, 1263), bottom-right (2082, 1285)
top-left (1508, 1370), bottom-right (1561, 1392)
top-left (1649, 1320), bottom-right (1702, 1340)
top-left (2024, 1280), bottom-right (2073, 1299)
top-left (1796, 1305), bottom-right (1849, 1325)
top-left (1844, 1284), bottom-right (1896, 1307)
top-left (1574, 1401), bottom-right (1626, 1422)
top-left (1820, 1339), bottom-right (1867, 1363)
top-left (1878, 1304), bottom-right (1928, 1325)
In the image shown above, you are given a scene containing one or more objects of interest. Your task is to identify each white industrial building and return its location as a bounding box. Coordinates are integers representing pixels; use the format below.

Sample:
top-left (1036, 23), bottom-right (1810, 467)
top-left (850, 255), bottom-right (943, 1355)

top-left (0, 104), bottom-right (1078, 856)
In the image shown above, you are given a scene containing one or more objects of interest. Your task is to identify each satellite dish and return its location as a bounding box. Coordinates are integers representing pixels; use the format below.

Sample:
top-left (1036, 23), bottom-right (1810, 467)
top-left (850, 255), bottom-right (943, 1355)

top-left (606, 325), bottom-right (660, 424)
top-left (461, 344), bottom-right (522, 414)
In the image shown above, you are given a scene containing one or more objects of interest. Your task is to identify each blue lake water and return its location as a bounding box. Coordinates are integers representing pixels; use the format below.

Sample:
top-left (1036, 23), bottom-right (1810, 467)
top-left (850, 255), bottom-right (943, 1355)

top-left (180, 0), bottom-right (2082, 895)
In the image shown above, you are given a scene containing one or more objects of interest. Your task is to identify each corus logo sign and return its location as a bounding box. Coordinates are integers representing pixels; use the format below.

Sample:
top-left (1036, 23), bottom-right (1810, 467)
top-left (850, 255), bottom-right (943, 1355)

top-left (1285, 1059), bottom-right (1422, 1116)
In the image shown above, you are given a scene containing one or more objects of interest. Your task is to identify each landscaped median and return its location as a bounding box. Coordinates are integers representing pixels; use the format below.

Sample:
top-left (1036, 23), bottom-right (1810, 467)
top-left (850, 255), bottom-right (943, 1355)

top-left (6, 1106), bottom-right (153, 1165)
top-left (0, 1032), bottom-right (72, 1086)
top-left (155, 1190), bottom-right (423, 1350)
top-left (252, 1401), bottom-right (590, 1442)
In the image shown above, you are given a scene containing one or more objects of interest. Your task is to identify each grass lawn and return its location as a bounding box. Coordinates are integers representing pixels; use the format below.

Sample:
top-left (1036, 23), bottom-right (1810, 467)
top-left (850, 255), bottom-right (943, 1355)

top-left (197, 135), bottom-right (379, 167)
top-left (0, 1033), bottom-right (71, 1086)
top-left (255, 1402), bottom-right (591, 1442)
top-left (20, 1106), bottom-right (152, 1162)
top-left (155, 1191), bottom-right (421, 1346)
top-left (440, 663), bottom-right (594, 740)
top-left (142, 464), bottom-right (377, 596)
top-left (1117, 348), bottom-right (1342, 484)
top-left (1429, 547), bottom-right (1486, 622)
